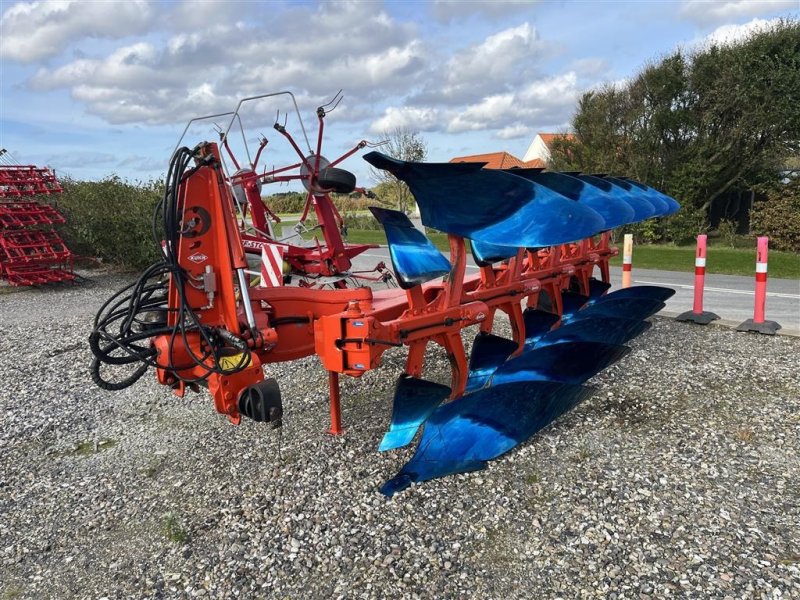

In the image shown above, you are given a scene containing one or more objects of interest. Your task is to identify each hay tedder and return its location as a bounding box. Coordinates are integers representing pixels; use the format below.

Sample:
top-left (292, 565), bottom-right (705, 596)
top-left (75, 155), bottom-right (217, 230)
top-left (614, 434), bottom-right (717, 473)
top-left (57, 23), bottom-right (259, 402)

top-left (90, 92), bottom-right (679, 495)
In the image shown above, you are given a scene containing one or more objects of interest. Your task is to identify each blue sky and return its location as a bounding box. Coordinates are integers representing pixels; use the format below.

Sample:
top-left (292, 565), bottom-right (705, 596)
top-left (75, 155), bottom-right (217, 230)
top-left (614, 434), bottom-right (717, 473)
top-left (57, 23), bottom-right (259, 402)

top-left (0, 0), bottom-right (796, 189)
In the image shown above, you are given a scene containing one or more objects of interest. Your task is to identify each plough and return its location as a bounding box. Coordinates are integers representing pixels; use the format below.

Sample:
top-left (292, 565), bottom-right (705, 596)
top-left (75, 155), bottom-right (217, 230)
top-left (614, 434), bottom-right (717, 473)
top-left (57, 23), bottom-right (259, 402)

top-left (90, 92), bottom-right (678, 495)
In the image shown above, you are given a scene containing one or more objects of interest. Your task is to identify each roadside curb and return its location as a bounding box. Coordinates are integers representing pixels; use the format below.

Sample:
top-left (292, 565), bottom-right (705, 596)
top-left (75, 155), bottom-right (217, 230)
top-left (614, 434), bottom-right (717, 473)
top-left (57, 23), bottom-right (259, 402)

top-left (656, 311), bottom-right (800, 338)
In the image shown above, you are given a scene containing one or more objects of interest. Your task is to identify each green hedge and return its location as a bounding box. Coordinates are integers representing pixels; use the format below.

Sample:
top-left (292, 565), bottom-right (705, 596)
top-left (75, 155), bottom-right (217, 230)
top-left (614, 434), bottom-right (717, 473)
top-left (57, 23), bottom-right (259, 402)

top-left (48, 179), bottom-right (384, 270)
top-left (618, 205), bottom-right (709, 245)
top-left (266, 191), bottom-right (377, 214)
top-left (53, 177), bottom-right (163, 269)
top-left (750, 181), bottom-right (800, 252)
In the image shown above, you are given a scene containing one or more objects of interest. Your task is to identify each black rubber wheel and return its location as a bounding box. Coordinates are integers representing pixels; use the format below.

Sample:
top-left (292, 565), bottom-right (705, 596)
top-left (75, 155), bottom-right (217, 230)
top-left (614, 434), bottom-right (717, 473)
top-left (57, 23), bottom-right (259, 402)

top-left (317, 167), bottom-right (356, 194)
top-left (238, 378), bottom-right (283, 427)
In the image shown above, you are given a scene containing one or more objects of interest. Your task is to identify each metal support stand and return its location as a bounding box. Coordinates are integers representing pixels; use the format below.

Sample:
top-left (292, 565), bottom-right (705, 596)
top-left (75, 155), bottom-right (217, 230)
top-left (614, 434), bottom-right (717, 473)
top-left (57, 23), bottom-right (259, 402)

top-left (327, 371), bottom-right (343, 435)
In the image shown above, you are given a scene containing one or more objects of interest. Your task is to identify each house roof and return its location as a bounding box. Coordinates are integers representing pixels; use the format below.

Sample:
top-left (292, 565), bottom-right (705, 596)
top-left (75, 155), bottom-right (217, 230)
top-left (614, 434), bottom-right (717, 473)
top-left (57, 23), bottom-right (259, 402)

top-left (537, 133), bottom-right (576, 148)
top-left (450, 151), bottom-right (545, 170)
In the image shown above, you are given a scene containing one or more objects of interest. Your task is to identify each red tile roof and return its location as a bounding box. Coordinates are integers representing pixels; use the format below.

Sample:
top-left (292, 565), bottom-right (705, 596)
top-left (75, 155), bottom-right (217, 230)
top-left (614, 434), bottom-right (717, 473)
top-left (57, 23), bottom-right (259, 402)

top-left (537, 133), bottom-right (576, 148)
top-left (450, 152), bottom-right (545, 170)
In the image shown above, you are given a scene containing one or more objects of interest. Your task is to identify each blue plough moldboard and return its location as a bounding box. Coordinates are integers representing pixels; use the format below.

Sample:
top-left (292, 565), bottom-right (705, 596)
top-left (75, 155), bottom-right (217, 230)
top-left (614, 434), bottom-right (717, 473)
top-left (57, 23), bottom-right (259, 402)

top-left (379, 285), bottom-right (675, 496)
top-left (363, 153), bottom-right (681, 495)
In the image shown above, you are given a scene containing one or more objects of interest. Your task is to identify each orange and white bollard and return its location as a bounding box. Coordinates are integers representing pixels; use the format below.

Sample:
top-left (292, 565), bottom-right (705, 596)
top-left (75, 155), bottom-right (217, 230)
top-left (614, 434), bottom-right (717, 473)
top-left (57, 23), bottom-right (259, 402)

top-left (676, 234), bottom-right (719, 325)
top-left (621, 234), bottom-right (633, 288)
top-left (736, 236), bottom-right (781, 335)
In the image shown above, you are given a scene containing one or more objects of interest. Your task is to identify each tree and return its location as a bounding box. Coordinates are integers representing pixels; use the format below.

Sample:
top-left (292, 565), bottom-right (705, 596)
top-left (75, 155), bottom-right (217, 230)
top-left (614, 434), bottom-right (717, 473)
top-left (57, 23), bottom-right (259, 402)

top-left (550, 19), bottom-right (800, 218)
top-left (369, 128), bottom-right (427, 214)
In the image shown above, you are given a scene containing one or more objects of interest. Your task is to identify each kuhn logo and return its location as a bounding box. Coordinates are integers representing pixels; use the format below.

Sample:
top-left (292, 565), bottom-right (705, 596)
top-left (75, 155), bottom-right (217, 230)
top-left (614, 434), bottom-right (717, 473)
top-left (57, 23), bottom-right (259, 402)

top-left (188, 253), bottom-right (208, 264)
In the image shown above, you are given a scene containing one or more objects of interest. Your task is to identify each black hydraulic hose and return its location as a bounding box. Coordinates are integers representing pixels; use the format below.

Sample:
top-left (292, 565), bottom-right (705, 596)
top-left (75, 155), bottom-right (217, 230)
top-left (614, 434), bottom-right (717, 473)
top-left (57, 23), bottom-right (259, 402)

top-left (90, 356), bottom-right (149, 391)
top-left (90, 144), bottom-right (253, 392)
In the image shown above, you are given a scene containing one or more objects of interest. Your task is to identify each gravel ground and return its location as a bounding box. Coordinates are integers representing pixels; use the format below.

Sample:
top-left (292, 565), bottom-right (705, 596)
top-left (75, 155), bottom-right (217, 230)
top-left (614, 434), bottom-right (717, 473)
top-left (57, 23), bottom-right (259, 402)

top-left (1, 269), bottom-right (798, 599)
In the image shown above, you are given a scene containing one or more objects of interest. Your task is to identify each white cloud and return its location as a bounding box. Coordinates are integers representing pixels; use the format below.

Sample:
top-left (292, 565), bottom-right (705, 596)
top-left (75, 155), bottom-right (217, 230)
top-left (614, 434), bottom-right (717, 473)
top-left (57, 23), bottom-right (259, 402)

top-left (44, 151), bottom-right (117, 168)
top-left (569, 57), bottom-right (611, 77)
top-left (432, 0), bottom-right (541, 22)
top-left (494, 124), bottom-right (531, 139)
top-left (448, 93), bottom-right (516, 133)
top-left (680, 0), bottom-right (795, 24)
top-left (518, 71), bottom-right (579, 104)
top-left (370, 69), bottom-right (581, 138)
top-left (0, 0), bottom-right (155, 63)
top-left (7, 0), bottom-right (596, 157)
top-left (704, 16), bottom-right (785, 45)
top-left (411, 22), bottom-right (548, 106)
top-left (368, 106), bottom-right (444, 134)
top-left (445, 72), bottom-right (580, 134)
top-left (446, 23), bottom-right (543, 95)
top-left (166, 0), bottom-right (239, 30)
top-left (25, 2), bottom-right (428, 125)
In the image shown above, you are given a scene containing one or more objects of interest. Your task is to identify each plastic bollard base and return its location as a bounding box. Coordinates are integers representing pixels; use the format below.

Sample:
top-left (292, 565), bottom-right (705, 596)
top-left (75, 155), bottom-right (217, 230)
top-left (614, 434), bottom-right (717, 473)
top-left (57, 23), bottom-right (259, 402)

top-left (676, 310), bottom-right (720, 325)
top-left (735, 318), bottom-right (781, 335)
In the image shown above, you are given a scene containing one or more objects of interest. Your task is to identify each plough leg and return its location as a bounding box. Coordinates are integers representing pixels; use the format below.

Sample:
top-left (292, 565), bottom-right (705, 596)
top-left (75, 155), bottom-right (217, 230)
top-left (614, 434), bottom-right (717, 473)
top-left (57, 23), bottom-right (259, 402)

top-left (405, 341), bottom-right (427, 378)
top-left (437, 332), bottom-right (468, 399)
top-left (328, 371), bottom-right (343, 435)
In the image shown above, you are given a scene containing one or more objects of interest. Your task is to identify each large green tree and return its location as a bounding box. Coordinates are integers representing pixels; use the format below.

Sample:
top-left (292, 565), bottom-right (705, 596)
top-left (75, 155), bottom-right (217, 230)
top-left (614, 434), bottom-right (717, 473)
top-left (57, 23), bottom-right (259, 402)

top-left (550, 19), bottom-right (800, 214)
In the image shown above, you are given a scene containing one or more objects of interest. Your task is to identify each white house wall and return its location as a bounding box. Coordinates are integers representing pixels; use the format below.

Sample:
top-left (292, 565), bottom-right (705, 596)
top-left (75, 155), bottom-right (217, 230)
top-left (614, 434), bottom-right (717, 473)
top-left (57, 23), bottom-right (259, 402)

top-left (523, 135), bottom-right (551, 163)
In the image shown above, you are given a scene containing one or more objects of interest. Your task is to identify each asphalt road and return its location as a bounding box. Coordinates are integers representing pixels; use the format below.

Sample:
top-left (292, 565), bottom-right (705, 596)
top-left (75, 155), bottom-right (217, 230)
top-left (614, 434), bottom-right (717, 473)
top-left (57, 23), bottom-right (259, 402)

top-left (349, 247), bottom-right (800, 334)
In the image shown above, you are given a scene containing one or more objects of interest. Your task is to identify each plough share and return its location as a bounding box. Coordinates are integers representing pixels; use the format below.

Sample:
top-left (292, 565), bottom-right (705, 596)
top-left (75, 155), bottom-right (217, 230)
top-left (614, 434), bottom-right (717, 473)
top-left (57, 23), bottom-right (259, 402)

top-left (90, 93), bottom-right (678, 495)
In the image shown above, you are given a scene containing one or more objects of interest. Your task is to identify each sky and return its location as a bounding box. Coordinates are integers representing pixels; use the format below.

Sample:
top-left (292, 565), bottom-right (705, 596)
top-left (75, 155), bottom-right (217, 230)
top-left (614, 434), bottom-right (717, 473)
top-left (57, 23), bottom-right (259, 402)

top-left (0, 0), bottom-right (797, 189)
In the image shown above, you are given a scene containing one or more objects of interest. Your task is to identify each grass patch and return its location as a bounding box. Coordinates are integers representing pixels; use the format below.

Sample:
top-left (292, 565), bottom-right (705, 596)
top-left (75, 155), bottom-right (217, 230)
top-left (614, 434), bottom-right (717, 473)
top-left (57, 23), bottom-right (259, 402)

top-left (573, 445), bottom-right (592, 463)
top-left (338, 228), bottom-right (799, 279)
top-left (2, 586), bottom-right (24, 600)
top-left (524, 472), bottom-right (541, 485)
top-left (343, 228), bottom-right (452, 251)
top-left (66, 438), bottom-right (117, 457)
top-left (609, 244), bottom-right (799, 279)
top-left (140, 459), bottom-right (163, 479)
top-left (163, 512), bottom-right (189, 544)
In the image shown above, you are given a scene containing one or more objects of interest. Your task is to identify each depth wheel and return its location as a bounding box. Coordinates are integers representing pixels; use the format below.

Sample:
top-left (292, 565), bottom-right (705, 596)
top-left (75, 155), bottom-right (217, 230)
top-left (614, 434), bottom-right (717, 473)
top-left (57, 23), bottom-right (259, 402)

top-left (238, 378), bottom-right (283, 427)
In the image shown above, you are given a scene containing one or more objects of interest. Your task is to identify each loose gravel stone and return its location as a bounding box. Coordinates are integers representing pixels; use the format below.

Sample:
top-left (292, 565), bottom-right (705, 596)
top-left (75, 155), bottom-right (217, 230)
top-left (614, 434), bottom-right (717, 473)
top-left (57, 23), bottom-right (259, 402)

top-left (1, 269), bottom-right (798, 599)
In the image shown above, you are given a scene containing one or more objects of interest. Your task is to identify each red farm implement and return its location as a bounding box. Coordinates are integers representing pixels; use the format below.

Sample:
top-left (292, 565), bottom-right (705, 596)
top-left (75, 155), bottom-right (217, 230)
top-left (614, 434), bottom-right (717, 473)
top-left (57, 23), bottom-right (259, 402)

top-left (90, 92), bottom-right (679, 495)
top-left (175, 91), bottom-right (393, 289)
top-left (0, 150), bottom-right (75, 286)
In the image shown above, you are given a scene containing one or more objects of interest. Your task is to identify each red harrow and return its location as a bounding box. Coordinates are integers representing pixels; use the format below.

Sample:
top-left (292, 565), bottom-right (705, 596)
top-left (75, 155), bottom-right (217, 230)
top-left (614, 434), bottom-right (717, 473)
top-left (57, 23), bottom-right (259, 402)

top-left (90, 93), bottom-right (679, 494)
top-left (0, 150), bottom-right (75, 286)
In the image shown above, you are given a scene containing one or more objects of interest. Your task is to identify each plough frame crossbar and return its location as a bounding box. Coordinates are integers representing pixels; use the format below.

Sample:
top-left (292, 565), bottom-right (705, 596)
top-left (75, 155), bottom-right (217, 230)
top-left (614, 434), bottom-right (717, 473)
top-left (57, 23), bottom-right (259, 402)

top-left (90, 93), bottom-right (681, 493)
top-left (315, 233), bottom-right (617, 416)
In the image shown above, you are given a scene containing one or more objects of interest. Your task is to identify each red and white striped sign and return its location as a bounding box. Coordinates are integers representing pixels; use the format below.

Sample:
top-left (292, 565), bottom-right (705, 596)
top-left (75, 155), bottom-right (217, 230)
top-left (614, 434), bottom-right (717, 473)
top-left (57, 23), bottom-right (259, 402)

top-left (260, 244), bottom-right (285, 288)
